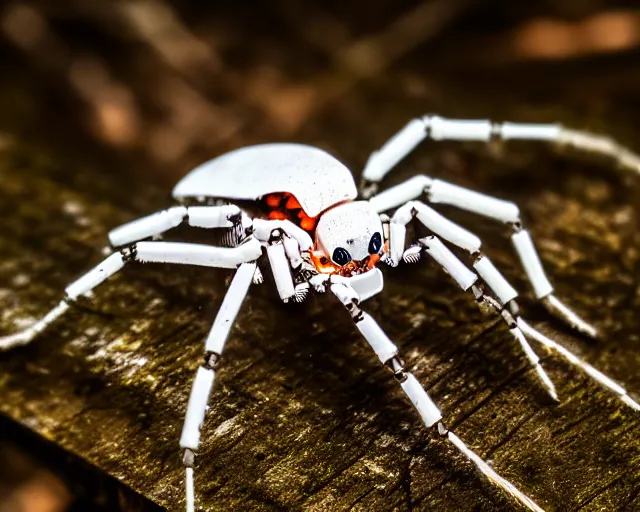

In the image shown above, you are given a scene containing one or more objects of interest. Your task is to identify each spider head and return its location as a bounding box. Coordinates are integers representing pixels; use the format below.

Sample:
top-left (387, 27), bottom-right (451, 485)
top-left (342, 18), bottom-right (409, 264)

top-left (313, 201), bottom-right (384, 276)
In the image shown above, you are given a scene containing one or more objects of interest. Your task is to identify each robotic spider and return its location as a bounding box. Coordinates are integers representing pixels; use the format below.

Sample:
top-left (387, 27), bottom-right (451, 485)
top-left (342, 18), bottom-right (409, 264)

top-left (1, 115), bottom-right (639, 512)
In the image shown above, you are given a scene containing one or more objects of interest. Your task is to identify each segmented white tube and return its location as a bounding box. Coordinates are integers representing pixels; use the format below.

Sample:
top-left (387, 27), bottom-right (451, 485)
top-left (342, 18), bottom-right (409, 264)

top-left (267, 243), bottom-right (295, 300)
top-left (65, 253), bottom-right (125, 299)
top-left (356, 311), bottom-right (398, 363)
top-left (400, 373), bottom-right (442, 427)
top-left (512, 230), bottom-right (553, 299)
top-left (421, 236), bottom-right (478, 290)
top-left (363, 119), bottom-right (427, 182)
top-left (389, 222), bottom-right (407, 266)
top-left (412, 202), bottom-right (482, 253)
top-left (429, 179), bottom-right (520, 224)
top-left (180, 367), bottom-right (215, 450)
top-left (500, 122), bottom-right (560, 140)
top-left (205, 262), bottom-right (256, 353)
top-left (473, 255), bottom-right (518, 304)
top-left (426, 116), bottom-right (492, 141)
top-left (108, 206), bottom-right (187, 247)
top-left (368, 175), bottom-right (433, 213)
top-left (136, 239), bottom-right (262, 268)
top-left (187, 205), bottom-right (240, 228)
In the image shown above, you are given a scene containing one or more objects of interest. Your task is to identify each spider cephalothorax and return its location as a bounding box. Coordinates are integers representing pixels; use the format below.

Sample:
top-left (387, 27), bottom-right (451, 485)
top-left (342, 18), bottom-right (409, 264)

top-left (2, 116), bottom-right (639, 512)
top-left (313, 201), bottom-right (385, 276)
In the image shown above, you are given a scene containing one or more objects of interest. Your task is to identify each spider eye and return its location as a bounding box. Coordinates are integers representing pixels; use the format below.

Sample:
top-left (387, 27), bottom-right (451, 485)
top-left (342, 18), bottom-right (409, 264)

top-left (368, 232), bottom-right (382, 254)
top-left (332, 247), bottom-right (351, 266)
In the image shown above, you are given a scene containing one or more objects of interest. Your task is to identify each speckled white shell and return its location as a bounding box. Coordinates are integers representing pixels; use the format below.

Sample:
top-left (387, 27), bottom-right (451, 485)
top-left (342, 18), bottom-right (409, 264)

top-left (315, 201), bottom-right (383, 263)
top-left (172, 143), bottom-right (358, 218)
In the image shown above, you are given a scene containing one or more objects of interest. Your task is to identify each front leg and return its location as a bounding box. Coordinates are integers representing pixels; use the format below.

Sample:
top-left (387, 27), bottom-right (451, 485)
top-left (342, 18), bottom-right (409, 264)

top-left (330, 282), bottom-right (544, 512)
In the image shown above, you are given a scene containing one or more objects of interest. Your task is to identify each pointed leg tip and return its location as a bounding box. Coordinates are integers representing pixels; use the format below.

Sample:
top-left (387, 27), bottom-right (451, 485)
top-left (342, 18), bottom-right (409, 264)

top-left (622, 394), bottom-right (640, 412)
top-left (0, 331), bottom-right (34, 351)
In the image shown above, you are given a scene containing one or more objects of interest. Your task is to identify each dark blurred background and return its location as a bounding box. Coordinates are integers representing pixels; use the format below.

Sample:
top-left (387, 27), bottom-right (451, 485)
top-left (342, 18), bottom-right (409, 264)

top-left (1, 1), bottom-right (640, 511)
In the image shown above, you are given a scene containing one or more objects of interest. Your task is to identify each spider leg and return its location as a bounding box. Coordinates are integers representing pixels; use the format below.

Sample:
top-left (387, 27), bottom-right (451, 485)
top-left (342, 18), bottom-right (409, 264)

top-left (0, 239), bottom-right (262, 350)
top-left (413, 234), bottom-right (557, 401)
top-left (373, 180), bottom-right (597, 338)
top-left (360, 115), bottom-right (640, 198)
top-left (108, 204), bottom-right (251, 248)
top-left (517, 318), bottom-right (640, 411)
top-left (180, 261), bottom-right (256, 512)
top-left (401, 229), bottom-right (637, 409)
top-left (330, 282), bottom-right (545, 512)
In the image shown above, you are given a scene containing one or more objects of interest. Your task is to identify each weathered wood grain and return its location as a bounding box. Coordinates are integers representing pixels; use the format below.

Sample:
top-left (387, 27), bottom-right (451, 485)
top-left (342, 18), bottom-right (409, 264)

top-left (0, 2), bottom-right (639, 511)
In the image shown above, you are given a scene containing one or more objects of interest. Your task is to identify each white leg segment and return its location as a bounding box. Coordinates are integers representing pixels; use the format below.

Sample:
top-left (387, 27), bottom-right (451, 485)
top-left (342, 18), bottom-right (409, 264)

top-left (517, 318), bottom-right (639, 410)
top-left (355, 311), bottom-right (399, 364)
top-left (368, 175), bottom-right (433, 213)
top-left (512, 230), bottom-right (554, 299)
top-left (392, 201), bottom-right (481, 254)
top-left (0, 301), bottom-right (70, 351)
top-left (446, 431), bottom-right (545, 512)
top-left (135, 239), bottom-right (262, 269)
top-left (331, 281), bottom-right (545, 512)
top-left (185, 467), bottom-right (195, 512)
top-left (420, 236), bottom-right (478, 291)
top-left (108, 205), bottom-right (242, 247)
top-left (429, 179), bottom-right (520, 224)
top-left (180, 367), bottom-right (216, 450)
top-left (511, 327), bottom-right (558, 401)
top-left (400, 373), bottom-right (442, 427)
top-left (65, 253), bottom-right (126, 300)
top-left (362, 118), bottom-right (428, 183)
top-left (388, 222), bottom-right (406, 267)
top-left (266, 242), bottom-right (295, 301)
top-left (472, 255), bottom-right (518, 305)
top-left (543, 295), bottom-right (597, 338)
top-left (205, 262), bottom-right (256, 353)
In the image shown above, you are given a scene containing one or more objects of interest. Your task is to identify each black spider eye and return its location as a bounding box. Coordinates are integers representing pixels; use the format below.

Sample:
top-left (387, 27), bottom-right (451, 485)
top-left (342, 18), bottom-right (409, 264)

top-left (332, 247), bottom-right (351, 266)
top-left (368, 232), bottom-right (382, 254)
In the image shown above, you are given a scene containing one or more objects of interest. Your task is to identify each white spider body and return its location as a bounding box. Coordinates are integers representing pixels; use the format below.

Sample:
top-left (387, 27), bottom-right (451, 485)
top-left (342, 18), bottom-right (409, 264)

top-left (2, 115), bottom-right (640, 512)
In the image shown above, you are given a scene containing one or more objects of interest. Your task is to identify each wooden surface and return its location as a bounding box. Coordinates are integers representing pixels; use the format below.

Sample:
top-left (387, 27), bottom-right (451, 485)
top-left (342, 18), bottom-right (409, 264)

top-left (0, 1), bottom-right (639, 511)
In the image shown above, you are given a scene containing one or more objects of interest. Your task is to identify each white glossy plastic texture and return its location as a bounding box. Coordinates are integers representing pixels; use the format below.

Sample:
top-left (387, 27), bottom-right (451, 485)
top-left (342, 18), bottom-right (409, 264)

top-left (368, 175), bottom-right (433, 213)
top-left (135, 239), bottom-right (262, 269)
top-left (179, 367), bottom-right (215, 450)
top-left (205, 262), bottom-right (256, 353)
top-left (356, 312), bottom-right (398, 363)
top-left (400, 373), bottom-right (442, 427)
top-left (473, 255), bottom-right (518, 304)
top-left (267, 243), bottom-right (295, 300)
top-left (346, 268), bottom-right (384, 302)
top-left (429, 179), bottom-right (520, 224)
top-left (512, 230), bottom-right (553, 298)
top-left (421, 236), bottom-right (478, 290)
top-left (362, 119), bottom-right (427, 182)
